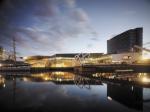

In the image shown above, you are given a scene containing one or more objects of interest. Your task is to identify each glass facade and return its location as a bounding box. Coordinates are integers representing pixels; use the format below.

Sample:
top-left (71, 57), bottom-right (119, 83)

top-left (107, 28), bottom-right (143, 54)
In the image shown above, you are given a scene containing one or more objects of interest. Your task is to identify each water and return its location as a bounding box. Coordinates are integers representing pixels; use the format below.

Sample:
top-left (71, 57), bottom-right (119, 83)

top-left (0, 72), bottom-right (150, 112)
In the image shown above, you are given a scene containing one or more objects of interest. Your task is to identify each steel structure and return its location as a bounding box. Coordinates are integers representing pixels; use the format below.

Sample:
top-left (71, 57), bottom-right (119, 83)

top-left (74, 53), bottom-right (90, 65)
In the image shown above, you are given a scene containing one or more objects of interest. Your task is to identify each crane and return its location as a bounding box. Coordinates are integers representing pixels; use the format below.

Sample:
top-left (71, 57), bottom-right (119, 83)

top-left (133, 44), bottom-right (150, 63)
top-left (134, 45), bottom-right (150, 53)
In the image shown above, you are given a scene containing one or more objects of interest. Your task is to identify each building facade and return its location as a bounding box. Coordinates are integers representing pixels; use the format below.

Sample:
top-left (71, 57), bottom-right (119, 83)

top-left (107, 28), bottom-right (143, 54)
top-left (50, 54), bottom-right (77, 67)
top-left (25, 53), bottom-right (104, 67)
top-left (24, 56), bottom-right (51, 67)
top-left (94, 52), bottom-right (141, 64)
top-left (50, 53), bottom-right (104, 67)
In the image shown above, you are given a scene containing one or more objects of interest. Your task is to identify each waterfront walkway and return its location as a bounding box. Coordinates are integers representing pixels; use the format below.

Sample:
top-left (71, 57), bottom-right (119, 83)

top-left (0, 64), bottom-right (150, 73)
top-left (74, 64), bottom-right (150, 73)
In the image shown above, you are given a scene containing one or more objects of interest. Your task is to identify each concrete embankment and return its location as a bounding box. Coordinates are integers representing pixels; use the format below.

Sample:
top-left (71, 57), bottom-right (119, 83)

top-left (74, 64), bottom-right (150, 73)
top-left (0, 67), bottom-right (74, 73)
top-left (0, 64), bottom-right (150, 73)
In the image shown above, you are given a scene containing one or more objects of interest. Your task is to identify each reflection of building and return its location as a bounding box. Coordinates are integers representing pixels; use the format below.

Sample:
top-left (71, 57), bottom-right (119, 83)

top-left (21, 72), bottom-right (103, 86)
top-left (0, 75), bottom-right (5, 89)
top-left (25, 72), bottom-right (75, 83)
top-left (22, 72), bottom-right (75, 84)
top-left (107, 27), bottom-right (143, 54)
top-left (107, 84), bottom-right (143, 110)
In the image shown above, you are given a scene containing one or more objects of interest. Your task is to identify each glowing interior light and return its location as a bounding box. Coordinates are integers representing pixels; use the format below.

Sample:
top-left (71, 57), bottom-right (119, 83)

top-left (142, 77), bottom-right (150, 83)
top-left (23, 57), bottom-right (28, 60)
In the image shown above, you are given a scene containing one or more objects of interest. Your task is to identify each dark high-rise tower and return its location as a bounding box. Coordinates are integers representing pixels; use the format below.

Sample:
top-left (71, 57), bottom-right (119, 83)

top-left (107, 28), bottom-right (143, 54)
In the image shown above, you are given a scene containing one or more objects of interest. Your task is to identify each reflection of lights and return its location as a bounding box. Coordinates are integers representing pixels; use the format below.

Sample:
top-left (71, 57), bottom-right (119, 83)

top-left (109, 76), bottom-right (115, 79)
top-left (0, 64), bottom-right (2, 67)
top-left (44, 76), bottom-right (52, 81)
top-left (0, 77), bottom-right (5, 84)
top-left (44, 77), bottom-right (48, 81)
top-left (56, 78), bottom-right (62, 81)
top-left (3, 84), bottom-right (5, 88)
top-left (54, 72), bottom-right (64, 75)
top-left (142, 77), bottom-right (150, 83)
top-left (23, 77), bottom-right (28, 82)
top-left (0, 76), bottom-right (5, 88)
top-left (92, 74), bottom-right (98, 77)
top-left (107, 96), bottom-right (112, 101)
top-left (131, 86), bottom-right (134, 91)
top-left (40, 73), bottom-right (44, 76)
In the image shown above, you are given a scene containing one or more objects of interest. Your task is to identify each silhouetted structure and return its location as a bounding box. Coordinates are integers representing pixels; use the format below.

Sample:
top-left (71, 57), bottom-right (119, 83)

top-left (107, 28), bottom-right (143, 54)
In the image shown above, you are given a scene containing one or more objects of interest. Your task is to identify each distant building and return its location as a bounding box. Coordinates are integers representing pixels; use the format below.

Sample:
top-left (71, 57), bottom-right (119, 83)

top-left (107, 28), bottom-right (143, 54)
top-left (25, 53), bottom-right (104, 67)
top-left (96, 52), bottom-right (141, 64)
top-left (50, 53), bottom-right (77, 67)
top-left (24, 55), bottom-right (51, 67)
top-left (24, 54), bottom-right (77, 67)
top-left (50, 53), bottom-right (104, 67)
top-left (0, 60), bottom-right (30, 67)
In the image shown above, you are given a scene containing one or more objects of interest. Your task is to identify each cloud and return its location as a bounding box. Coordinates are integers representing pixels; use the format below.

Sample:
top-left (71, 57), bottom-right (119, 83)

top-left (0, 0), bottom-right (98, 56)
top-left (124, 10), bottom-right (136, 15)
top-left (87, 44), bottom-right (93, 48)
top-left (90, 37), bottom-right (99, 41)
top-left (71, 8), bottom-right (89, 22)
top-left (64, 0), bottom-right (76, 8)
top-left (35, 0), bottom-right (59, 17)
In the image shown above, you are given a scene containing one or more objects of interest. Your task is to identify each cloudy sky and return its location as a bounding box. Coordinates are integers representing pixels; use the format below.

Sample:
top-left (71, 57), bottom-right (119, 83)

top-left (0, 0), bottom-right (150, 56)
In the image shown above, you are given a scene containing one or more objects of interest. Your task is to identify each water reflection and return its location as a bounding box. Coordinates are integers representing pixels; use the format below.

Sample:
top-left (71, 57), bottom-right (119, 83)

top-left (0, 75), bottom-right (5, 88)
top-left (90, 72), bottom-right (150, 88)
top-left (107, 84), bottom-right (143, 110)
top-left (0, 72), bottom-right (150, 112)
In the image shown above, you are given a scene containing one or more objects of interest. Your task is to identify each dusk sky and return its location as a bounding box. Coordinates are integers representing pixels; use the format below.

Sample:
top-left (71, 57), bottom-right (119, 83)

top-left (0, 0), bottom-right (150, 56)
